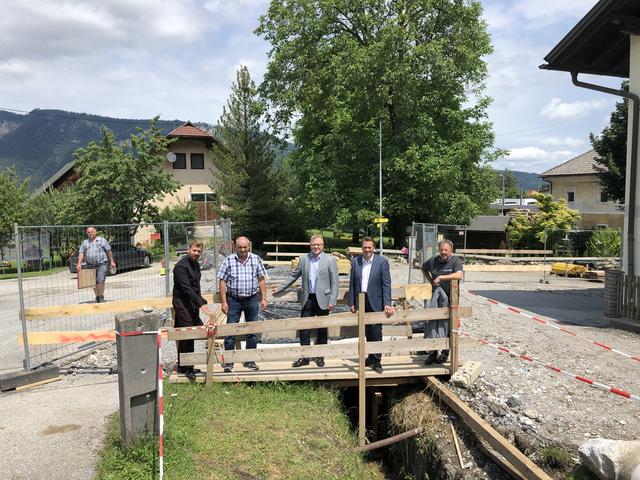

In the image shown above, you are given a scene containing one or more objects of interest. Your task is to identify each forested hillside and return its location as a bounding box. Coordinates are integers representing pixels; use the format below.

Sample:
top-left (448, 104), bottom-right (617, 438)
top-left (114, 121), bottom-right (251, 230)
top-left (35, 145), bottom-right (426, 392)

top-left (0, 109), bottom-right (188, 188)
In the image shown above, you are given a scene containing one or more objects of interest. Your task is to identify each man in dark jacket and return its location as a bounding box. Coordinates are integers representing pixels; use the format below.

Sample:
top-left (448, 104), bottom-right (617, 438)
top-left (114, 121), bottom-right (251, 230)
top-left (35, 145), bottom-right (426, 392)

top-left (173, 240), bottom-right (209, 378)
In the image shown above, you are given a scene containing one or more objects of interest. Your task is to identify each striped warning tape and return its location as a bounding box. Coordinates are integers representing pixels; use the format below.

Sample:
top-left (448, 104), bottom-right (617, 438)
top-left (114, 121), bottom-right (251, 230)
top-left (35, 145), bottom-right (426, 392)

top-left (157, 332), bottom-right (164, 480)
top-left (464, 290), bottom-right (640, 364)
top-left (456, 329), bottom-right (640, 405)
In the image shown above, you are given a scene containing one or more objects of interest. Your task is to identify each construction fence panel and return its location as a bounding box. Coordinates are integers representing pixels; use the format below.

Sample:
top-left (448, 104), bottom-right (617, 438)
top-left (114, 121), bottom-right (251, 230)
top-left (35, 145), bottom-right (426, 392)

top-left (15, 219), bottom-right (232, 369)
top-left (542, 229), bottom-right (621, 281)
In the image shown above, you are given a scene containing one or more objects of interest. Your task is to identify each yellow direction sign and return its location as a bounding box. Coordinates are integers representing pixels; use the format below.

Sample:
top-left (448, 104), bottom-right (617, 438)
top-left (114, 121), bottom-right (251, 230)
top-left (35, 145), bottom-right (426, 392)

top-left (373, 217), bottom-right (389, 224)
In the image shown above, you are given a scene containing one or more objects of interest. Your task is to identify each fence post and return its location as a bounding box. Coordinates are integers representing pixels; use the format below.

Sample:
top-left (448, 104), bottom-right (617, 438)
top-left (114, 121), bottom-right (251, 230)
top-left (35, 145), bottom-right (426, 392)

top-left (358, 292), bottom-right (366, 447)
top-left (15, 223), bottom-right (31, 371)
top-left (543, 231), bottom-right (548, 284)
top-left (163, 221), bottom-right (170, 297)
top-left (449, 279), bottom-right (459, 375)
top-left (407, 222), bottom-right (415, 284)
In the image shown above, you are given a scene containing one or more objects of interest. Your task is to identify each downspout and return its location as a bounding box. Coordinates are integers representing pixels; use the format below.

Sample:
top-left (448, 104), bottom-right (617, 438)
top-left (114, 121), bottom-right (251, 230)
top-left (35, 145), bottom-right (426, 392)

top-left (570, 72), bottom-right (639, 276)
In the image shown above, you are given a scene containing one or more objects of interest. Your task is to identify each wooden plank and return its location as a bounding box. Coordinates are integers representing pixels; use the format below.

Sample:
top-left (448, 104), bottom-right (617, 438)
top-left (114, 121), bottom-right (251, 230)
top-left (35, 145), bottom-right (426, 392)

top-left (426, 377), bottom-right (552, 480)
top-left (263, 241), bottom-right (309, 246)
top-left (170, 356), bottom-right (450, 384)
top-left (457, 249), bottom-right (553, 255)
top-left (181, 338), bottom-right (449, 365)
top-left (24, 294), bottom-right (221, 320)
top-left (477, 439), bottom-right (528, 480)
top-left (450, 280), bottom-right (460, 375)
top-left (18, 330), bottom-right (116, 345)
top-left (266, 252), bottom-right (307, 257)
top-left (358, 292), bottom-right (366, 447)
top-left (464, 265), bottom-right (551, 272)
top-left (0, 365), bottom-right (60, 391)
top-left (205, 337), bottom-right (216, 387)
top-left (15, 376), bottom-right (61, 392)
top-left (169, 307), bottom-right (472, 340)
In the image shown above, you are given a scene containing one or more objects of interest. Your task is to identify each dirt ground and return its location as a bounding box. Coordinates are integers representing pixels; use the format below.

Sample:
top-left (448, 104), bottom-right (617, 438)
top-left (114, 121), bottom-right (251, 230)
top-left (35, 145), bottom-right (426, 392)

top-left (0, 262), bottom-right (638, 479)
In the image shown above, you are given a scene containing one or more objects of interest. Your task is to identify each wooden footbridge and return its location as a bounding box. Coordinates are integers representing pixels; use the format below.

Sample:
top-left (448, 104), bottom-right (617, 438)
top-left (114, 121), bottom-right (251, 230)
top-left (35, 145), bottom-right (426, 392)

top-left (168, 282), bottom-right (470, 387)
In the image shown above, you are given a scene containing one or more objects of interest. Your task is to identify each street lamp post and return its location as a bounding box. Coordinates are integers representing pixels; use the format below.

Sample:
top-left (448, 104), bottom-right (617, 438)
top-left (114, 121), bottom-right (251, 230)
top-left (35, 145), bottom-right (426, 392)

top-left (378, 115), bottom-right (383, 255)
top-left (499, 173), bottom-right (505, 216)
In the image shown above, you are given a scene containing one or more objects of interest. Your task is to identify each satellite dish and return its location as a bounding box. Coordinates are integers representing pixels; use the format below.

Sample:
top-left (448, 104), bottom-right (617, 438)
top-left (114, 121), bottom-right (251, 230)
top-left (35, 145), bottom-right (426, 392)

top-left (166, 152), bottom-right (177, 163)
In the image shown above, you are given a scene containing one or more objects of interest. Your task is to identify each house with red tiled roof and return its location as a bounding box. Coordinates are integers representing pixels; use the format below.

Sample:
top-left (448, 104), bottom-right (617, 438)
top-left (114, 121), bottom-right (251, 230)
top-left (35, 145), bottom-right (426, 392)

top-left (540, 150), bottom-right (623, 229)
top-left (40, 121), bottom-right (220, 222)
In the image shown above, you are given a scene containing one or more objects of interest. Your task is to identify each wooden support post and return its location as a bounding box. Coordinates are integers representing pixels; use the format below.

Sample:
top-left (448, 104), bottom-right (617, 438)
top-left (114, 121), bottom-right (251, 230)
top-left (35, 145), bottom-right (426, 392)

top-left (449, 280), bottom-right (460, 375)
top-left (205, 337), bottom-right (216, 386)
top-left (358, 292), bottom-right (366, 448)
top-left (370, 390), bottom-right (383, 440)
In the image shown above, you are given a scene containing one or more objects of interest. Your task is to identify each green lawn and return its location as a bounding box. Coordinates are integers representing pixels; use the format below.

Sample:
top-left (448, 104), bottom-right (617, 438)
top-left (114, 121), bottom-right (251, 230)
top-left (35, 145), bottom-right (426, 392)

top-left (95, 382), bottom-right (385, 480)
top-left (0, 266), bottom-right (66, 280)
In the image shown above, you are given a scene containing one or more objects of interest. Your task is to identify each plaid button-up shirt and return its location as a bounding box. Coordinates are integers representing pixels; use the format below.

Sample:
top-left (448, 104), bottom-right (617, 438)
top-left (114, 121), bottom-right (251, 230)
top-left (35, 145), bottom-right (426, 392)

top-left (216, 252), bottom-right (266, 298)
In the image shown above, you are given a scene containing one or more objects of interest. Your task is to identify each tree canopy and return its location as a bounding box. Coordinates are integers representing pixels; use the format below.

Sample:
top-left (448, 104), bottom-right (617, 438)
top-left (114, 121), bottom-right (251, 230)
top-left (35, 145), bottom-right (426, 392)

top-left (68, 118), bottom-right (180, 225)
top-left (212, 66), bottom-right (303, 247)
top-left (507, 193), bottom-right (580, 248)
top-left (0, 167), bottom-right (31, 254)
top-left (591, 81), bottom-right (628, 205)
top-left (257, 0), bottom-right (499, 245)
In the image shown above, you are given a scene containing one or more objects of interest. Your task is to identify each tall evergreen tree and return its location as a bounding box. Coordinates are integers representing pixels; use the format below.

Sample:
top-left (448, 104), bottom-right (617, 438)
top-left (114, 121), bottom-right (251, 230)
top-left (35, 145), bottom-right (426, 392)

top-left (591, 81), bottom-right (628, 205)
top-left (212, 66), bottom-right (302, 247)
top-left (0, 167), bottom-right (31, 257)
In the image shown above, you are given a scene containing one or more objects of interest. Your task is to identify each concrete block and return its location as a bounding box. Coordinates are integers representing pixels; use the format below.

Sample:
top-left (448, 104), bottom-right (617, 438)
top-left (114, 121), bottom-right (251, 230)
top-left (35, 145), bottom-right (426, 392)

top-left (115, 310), bottom-right (161, 444)
top-left (450, 361), bottom-right (483, 388)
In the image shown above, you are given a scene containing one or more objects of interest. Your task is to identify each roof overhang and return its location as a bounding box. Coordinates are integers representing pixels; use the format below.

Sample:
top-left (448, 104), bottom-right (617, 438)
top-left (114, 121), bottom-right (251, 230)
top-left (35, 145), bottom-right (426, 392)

top-left (540, 0), bottom-right (640, 78)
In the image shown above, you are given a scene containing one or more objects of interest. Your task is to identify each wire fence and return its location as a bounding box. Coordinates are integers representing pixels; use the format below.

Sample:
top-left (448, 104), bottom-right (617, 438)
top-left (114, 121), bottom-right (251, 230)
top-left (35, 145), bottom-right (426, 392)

top-left (12, 220), bottom-right (232, 369)
top-left (407, 222), bottom-right (621, 284)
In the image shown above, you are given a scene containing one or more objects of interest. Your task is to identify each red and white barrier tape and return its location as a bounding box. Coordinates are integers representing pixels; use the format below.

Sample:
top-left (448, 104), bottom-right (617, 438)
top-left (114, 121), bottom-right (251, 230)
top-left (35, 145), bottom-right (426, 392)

top-left (465, 290), bottom-right (640, 364)
top-left (456, 329), bottom-right (640, 405)
top-left (157, 332), bottom-right (164, 480)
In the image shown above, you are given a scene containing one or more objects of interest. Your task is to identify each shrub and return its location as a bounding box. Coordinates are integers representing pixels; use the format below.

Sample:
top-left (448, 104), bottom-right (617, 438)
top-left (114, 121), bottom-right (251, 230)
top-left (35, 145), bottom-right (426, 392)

top-left (585, 228), bottom-right (621, 257)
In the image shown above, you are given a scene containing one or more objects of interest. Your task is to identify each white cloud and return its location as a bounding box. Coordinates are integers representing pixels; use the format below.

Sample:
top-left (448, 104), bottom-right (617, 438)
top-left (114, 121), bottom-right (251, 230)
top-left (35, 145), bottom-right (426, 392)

top-left (540, 136), bottom-right (585, 147)
top-left (499, 146), bottom-right (575, 172)
top-left (512, 0), bottom-right (593, 26)
top-left (540, 97), bottom-right (608, 120)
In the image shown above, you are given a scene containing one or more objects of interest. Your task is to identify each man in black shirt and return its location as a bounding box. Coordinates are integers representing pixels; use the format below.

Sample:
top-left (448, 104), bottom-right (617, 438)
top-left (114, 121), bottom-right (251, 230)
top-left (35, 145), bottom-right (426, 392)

top-left (173, 240), bottom-right (209, 378)
top-left (421, 239), bottom-right (463, 365)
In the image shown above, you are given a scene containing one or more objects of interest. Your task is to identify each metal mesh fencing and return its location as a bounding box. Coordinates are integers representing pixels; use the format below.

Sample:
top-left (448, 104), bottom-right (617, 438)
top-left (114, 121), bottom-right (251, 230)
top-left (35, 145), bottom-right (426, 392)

top-left (15, 220), bottom-right (231, 369)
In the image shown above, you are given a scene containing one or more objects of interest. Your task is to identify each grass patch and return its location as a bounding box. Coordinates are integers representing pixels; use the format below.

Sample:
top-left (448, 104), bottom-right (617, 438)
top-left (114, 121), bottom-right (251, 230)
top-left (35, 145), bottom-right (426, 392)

top-left (96, 382), bottom-right (384, 480)
top-left (0, 266), bottom-right (66, 280)
top-left (539, 445), bottom-right (573, 469)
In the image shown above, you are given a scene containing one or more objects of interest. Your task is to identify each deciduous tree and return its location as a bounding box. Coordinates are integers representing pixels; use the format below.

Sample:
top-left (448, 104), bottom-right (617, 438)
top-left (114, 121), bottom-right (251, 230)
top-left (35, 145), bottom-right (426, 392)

top-left (70, 118), bottom-right (180, 226)
top-left (257, 0), bottom-right (499, 246)
top-left (591, 82), bottom-right (628, 205)
top-left (0, 167), bottom-right (31, 257)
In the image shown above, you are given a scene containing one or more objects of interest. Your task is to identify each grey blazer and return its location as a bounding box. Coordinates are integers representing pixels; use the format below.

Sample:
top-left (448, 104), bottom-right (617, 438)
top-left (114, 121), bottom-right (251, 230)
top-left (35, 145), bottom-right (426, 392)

top-left (274, 253), bottom-right (339, 310)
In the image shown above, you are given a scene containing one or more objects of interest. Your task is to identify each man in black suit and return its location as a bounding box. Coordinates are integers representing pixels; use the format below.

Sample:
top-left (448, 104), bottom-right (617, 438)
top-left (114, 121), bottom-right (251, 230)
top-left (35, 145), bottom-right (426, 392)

top-left (172, 240), bottom-right (209, 379)
top-left (347, 237), bottom-right (394, 373)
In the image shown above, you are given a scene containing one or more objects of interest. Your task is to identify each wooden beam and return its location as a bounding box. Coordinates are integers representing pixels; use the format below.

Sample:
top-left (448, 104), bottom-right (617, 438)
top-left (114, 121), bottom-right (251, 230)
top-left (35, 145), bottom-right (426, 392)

top-left (169, 307), bottom-right (472, 340)
top-left (450, 280), bottom-right (460, 375)
top-left (263, 241), bottom-right (309, 246)
top-left (457, 249), bottom-right (552, 255)
top-left (24, 294), bottom-right (221, 319)
top-left (15, 376), bottom-right (61, 392)
top-left (180, 338), bottom-right (449, 365)
top-left (464, 265), bottom-right (551, 272)
top-left (18, 330), bottom-right (116, 345)
top-left (358, 292), bottom-right (366, 448)
top-left (425, 377), bottom-right (552, 480)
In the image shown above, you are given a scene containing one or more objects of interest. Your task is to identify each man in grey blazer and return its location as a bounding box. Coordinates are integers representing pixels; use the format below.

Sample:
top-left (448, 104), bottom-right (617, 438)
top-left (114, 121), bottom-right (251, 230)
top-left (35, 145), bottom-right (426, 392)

top-left (273, 234), bottom-right (339, 367)
top-left (348, 237), bottom-right (394, 373)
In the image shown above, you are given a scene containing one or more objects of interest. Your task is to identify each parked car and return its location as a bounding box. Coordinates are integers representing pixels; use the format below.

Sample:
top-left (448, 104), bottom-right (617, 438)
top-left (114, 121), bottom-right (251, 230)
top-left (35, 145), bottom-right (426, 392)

top-left (69, 242), bottom-right (152, 274)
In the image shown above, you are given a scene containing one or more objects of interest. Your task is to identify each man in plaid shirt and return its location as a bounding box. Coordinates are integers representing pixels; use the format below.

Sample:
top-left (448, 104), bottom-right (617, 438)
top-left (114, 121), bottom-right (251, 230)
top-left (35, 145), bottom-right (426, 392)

top-left (217, 236), bottom-right (267, 372)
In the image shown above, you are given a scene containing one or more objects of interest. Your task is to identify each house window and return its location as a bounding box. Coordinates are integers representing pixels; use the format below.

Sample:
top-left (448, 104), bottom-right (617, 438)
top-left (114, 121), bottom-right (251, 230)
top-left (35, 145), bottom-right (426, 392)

top-left (566, 190), bottom-right (575, 203)
top-left (190, 193), bottom-right (217, 202)
top-left (172, 153), bottom-right (186, 169)
top-left (600, 190), bottom-right (608, 202)
top-left (191, 153), bottom-right (204, 169)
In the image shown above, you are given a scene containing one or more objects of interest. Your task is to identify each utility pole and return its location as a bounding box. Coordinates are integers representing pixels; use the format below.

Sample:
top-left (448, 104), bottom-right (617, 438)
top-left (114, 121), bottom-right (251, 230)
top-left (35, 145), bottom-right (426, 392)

top-left (379, 115), bottom-right (383, 255)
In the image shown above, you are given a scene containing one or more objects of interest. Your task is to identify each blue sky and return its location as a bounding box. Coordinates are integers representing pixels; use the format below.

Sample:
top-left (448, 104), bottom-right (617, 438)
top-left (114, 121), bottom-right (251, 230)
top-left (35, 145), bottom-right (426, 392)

top-left (0, 0), bottom-right (623, 173)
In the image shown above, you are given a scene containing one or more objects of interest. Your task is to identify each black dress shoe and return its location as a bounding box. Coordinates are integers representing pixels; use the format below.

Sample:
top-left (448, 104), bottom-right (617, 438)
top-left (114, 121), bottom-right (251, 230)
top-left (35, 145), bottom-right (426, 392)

top-left (292, 358), bottom-right (309, 367)
top-left (365, 357), bottom-right (374, 367)
top-left (177, 366), bottom-right (193, 374)
top-left (435, 351), bottom-right (449, 364)
top-left (184, 370), bottom-right (197, 380)
top-left (424, 351), bottom-right (438, 365)
top-left (373, 363), bottom-right (383, 374)
top-left (243, 361), bottom-right (259, 371)
top-left (222, 363), bottom-right (234, 373)
top-left (314, 357), bottom-right (325, 367)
